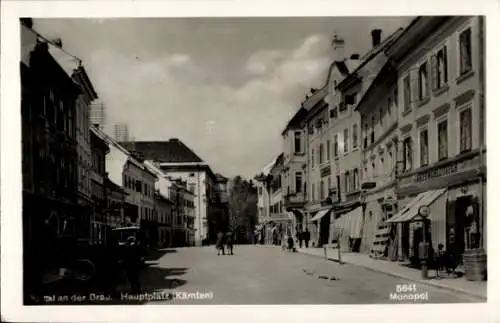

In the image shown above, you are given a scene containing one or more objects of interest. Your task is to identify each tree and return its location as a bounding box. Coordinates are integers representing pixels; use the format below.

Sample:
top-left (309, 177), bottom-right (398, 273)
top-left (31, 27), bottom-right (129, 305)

top-left (228, 176), bottom-right (258, 243)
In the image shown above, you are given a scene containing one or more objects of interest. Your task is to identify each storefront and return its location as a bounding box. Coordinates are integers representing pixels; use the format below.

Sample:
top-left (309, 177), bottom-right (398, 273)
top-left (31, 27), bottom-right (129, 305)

top-left (332, 206), bottom-right (364, 252)
top-left (309, 207), bottom-right (333, 247)
top-left (388, 183), bottom-right (485, 268)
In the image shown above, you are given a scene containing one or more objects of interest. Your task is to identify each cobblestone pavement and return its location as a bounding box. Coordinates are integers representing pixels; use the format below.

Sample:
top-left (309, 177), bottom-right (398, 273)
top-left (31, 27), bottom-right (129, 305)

top-left (132, 245), bottom-right (482, 305)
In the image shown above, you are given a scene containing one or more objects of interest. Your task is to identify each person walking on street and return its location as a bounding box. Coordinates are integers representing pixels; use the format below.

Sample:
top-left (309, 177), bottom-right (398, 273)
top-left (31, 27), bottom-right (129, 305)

top-left (297, 230), bottom-right (303, 248)
top-left (125, 236), bottom-right (143, 293)
top-left (304, 229), bottom-right (310, 248)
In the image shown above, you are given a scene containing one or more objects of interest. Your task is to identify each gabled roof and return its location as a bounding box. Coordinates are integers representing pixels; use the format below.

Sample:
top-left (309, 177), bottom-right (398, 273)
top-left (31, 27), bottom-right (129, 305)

top-left (337, 27), bottom-right (404, 91)
top-left (46, 41), bottom-right (98, 101)
top-left (90, 126), bottom-right (157, 178)
top-left (105, 178), bottom-right (128, 195)
top-left (120, 139), bottom-right (204, 163)
top-left (155, 192), bottom-right (175, 205)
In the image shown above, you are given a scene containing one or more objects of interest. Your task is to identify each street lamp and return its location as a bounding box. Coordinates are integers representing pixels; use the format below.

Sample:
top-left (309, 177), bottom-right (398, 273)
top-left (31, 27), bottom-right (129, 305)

top-left (418, 205), bottom-right (430, 279)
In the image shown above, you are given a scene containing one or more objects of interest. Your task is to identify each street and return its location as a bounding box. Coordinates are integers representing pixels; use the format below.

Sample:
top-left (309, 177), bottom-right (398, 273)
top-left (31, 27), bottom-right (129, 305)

top-left (128, 245), bottom-right (480, 305)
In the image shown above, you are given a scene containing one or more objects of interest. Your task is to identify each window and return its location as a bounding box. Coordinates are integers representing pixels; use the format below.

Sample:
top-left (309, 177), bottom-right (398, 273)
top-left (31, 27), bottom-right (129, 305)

top-left (336, 175), bottom-right (341, 201)
top-left (189, 183), bottom-right (196, 193)
top-left (344, 172), bottom-right (350, 193)
top-left (438, 120), bottom-right (448, 160)
top-left (330, 107), bottom-right (338, 119)
top-left (135, 180), bottom-right (142, 193)
top-left (403, 137), bottom-right (413, 171)
top-left (334, 135), bottom-right (339, 158)
top-left (295, 172), bottom-right (302, 193)
top-left (311, 148), bottom-right (315, 166)
top-left (312, 183), bottom-right (315, 201)
top-left (418, 62), bottom-right (429, 100)
top-left (327, 177), bottom-right (331, 193)
top-left (419, 129), bottom-right (429, 167)
top-left (353, 169), bottom-right (359, 191)
top-left (352, 124), bottom-right (358, 149)
top-left (343, 128), bottom-right (349, 153)
top-left (319, 144), bottom-right (324, 164)
top-left (403, 75), bottom-right (411, 111)
top-left (459, 28), bottom-right (472, 75)
top-left (459, 108), bottom-right (472, 153)
top-left (433, 46), bottom-right (448, 90)
top-left (320, 180), bottom-right (325, 200)
top-left (370, 117), bottom-right (375, 144)
top-left (394, 87), bottom-right (398, 107)
top-left (294, 131), bottom-right (302, 153)
top-left (326, 140), bottom-right (331, 161)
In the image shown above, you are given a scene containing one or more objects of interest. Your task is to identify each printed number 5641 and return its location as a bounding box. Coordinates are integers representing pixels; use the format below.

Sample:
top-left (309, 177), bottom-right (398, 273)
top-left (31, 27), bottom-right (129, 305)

top-left (396, 284), bottom-right (416, 293)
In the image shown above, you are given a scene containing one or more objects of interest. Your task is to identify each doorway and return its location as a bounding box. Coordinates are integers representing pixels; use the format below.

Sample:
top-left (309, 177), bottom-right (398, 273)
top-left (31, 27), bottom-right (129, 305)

top-left (319, 211), bottom-right (331, 247)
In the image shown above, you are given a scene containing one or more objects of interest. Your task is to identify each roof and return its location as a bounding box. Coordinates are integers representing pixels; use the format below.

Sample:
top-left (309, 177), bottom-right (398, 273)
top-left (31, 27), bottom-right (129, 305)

top-left (90, 126), bottom-right (158, 178)
top-left (47, 42), bottom-right (80, 78)
top-left (105, 178), bottom-right (128, 195)
top-left (385, 17), bottom-right (450, 63)
top-left (215, 173), bottom-right (229, 183)
top-left (155, 192), bottom-right (175, 205)
top-left (337, 27), bottom-right (404, 91)
top-left (120, 139), bottom-right (204, 163)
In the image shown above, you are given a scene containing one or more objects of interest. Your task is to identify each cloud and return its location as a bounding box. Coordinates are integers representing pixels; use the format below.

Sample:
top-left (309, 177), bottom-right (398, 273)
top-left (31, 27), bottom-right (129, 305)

top-left (78, 34), bottom-right (331, 178)
top-left (168, 53), bottom-right (191, 66)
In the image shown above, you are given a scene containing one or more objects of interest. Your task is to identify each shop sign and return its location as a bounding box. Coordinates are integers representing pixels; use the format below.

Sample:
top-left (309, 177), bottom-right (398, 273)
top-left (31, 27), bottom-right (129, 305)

top-left (400, 153), bottom-right (482, 185)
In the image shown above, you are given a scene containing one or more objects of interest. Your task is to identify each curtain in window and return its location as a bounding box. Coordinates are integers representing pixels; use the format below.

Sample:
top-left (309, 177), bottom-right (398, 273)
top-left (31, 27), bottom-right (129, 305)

top-left (460, 29), bottom-right (472, 74)
top-left (460, 109), bottom-right (472, 152)
top-left (438, 120), bottom-right (448, 160)
top-left (420, 130), bottom-right (429, 166)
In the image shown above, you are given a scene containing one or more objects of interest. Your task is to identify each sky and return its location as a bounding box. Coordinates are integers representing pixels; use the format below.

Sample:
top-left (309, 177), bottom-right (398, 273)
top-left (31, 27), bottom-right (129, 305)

top-left (34, 17), bottom-right (413, 179)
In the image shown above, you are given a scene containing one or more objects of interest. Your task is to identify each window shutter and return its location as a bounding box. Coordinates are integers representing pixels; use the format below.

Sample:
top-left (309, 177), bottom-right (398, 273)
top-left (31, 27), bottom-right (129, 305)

top-left (443, 46), bottom-right (448, 83)
top-left (431, 55), bottom-right (437, 91)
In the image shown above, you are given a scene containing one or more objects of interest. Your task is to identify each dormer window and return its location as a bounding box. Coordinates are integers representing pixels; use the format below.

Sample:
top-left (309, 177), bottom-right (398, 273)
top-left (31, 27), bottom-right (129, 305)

top-left (294, 131), bottom-right (302, 153)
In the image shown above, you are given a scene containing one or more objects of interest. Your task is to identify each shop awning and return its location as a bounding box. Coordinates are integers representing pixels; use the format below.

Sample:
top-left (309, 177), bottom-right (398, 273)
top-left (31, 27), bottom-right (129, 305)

top-left (386, 188), bottom-right (447, 223)
top-left (310, 208), bottom-right (331, 222)
top-left (333, 206), bottom-right (363, 238)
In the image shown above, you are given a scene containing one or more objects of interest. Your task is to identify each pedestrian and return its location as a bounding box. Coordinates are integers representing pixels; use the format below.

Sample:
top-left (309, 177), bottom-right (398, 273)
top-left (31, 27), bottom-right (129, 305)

top-left (287, 235), bottom-right (294, 252)
top-left (124, 236), bottom-right (143, 293)
top-left (296, 230), bottom-right (303, 248)
top-left (216, 231), bottom-right (225, 256)
top-left (304, 229), bottom-right (310, 248)
top-left (226, 232), bottom-right (234, 255)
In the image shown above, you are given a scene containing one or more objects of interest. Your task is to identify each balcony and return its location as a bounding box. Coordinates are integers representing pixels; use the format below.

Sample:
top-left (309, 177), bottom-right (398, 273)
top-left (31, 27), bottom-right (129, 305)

top-left (283, 192), bottom-right (306, 208)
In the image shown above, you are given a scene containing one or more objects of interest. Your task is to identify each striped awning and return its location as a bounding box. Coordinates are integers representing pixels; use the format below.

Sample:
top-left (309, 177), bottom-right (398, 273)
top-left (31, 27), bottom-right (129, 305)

top-left (333, 206), bottom-right (363, 238)
top-left (310, 208), bottom-right (332, 222)
top-left (387, 188), bottom-right (447, 223)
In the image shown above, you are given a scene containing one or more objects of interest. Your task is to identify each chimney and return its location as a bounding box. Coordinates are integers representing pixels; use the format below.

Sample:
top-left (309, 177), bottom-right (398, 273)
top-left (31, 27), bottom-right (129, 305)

top-left (331, 32), bottom-right (346, 61)
top-left (371, 29), bottom-right (382, 48)
top-left (20, 18), bottom-right (33, 29)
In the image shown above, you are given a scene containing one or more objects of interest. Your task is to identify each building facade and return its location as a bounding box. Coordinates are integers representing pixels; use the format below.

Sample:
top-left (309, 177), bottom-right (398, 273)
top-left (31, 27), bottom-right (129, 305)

top-left (154, 192), bottom-right (175, 248)
top-left (21, 19), bottom-right (82, 294)
top-left (89, 126), bottom-right (109, 244)
top-left (47, 41), bottom-right (100, 242)
top-left (281, 102), bottom-right (308, 236)
top-left (104, 177), bottom-right (128, 229)
top-left (120, 139), bottom-right (227, 246)
top-left (91, 128), bottom-right (158, 242)
top-left (386, 16), bottom-right (486, 262)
